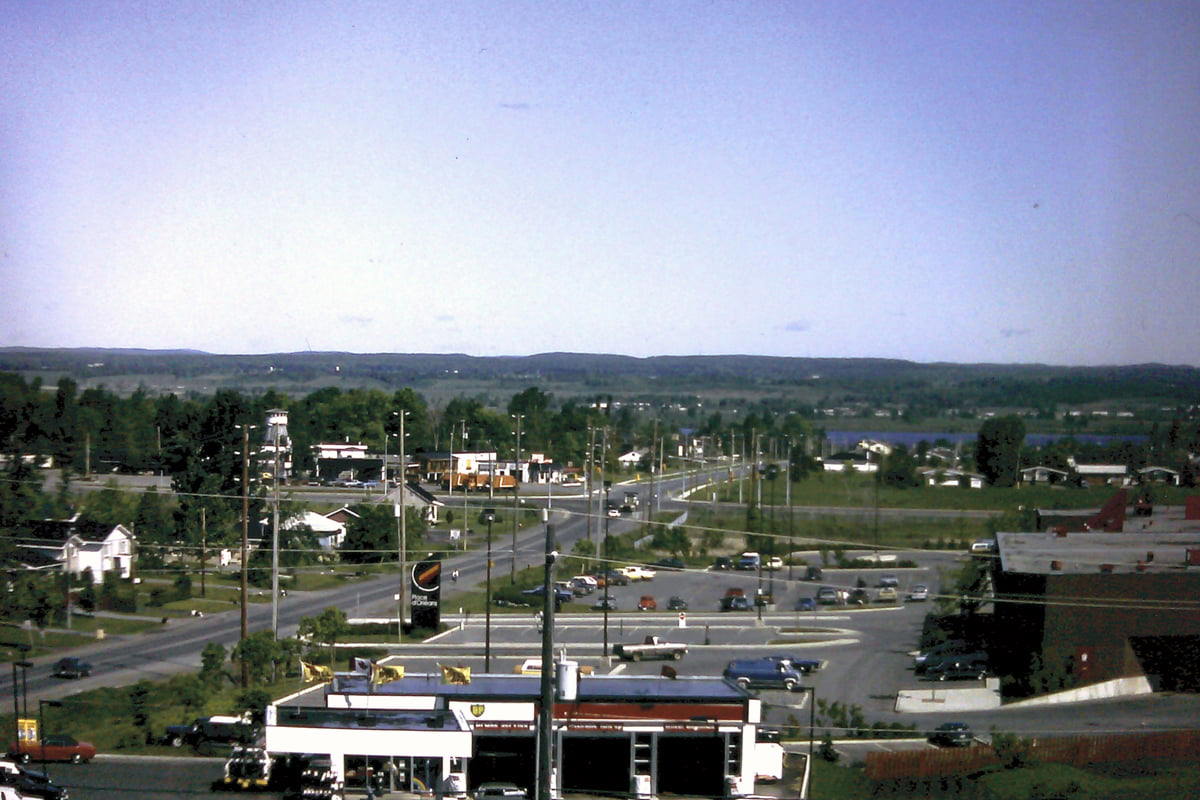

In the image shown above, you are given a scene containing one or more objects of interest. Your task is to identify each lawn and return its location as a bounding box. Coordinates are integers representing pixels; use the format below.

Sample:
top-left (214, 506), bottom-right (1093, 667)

top-left (714, 474), bottom-right (1192, 512)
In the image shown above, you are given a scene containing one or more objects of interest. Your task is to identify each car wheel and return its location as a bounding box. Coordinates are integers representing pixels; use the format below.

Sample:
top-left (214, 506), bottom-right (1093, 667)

top-left (71, 753), bottom-right (83, 764)
top-left (736, 677), bottom-right (751, 689)
top-left (938, 674), bottom-right (948, 681)
top-left (783, 679), bottom-right (798, 692)
top-left (672, 651), bottom-right (683, 661)
top-left (170, 735), bottom-right (184, 748)
top-left (633, 652), bottom-right (642, 662)
top-left (18, 753), bottom-right (30, 764)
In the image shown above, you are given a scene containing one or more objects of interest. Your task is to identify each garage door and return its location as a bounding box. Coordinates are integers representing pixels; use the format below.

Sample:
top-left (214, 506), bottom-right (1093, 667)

top-left (656, 735), bottom-right (726, 796)
top-left (561, 735), bottom-right (631, 795)
top-left (472, 735), bottom-right (536, 793)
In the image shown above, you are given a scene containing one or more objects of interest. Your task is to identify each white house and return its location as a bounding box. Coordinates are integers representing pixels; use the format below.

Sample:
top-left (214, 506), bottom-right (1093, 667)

top-left (22, 518), bottom-right (134, 583)
top-left (262, 511), bottom-right (349, 551)
top-left (617, 449), bottom-right (647, 468)
top-left (820, 452), bottom-right (878, 473)
top-left (1019, 466), bottom-right (1070, 485)
top-left (917, 467), bottom-right (985, 489)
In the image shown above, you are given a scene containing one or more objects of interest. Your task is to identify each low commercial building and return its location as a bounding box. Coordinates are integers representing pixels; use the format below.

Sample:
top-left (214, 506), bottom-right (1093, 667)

top-left (267, 668), bottom-right (764, 798)
top-left (992, 500), bottom-right (1200, 694)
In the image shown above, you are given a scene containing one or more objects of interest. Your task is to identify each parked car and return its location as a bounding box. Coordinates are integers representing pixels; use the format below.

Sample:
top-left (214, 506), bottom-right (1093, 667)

top-left (927, 664), bottom-right (991, 682)
top-left (970, 539), bottom-right (997, 553)
top-left (568, 576), bottom-right (596, 595)
top-left (928, 722), bottom-right (974, 747)
top-left (51, 657), bottom-right (91, 679)
top-left (637, 595), bottom-right (657, 611)
top-left (723, 659), bottom-right (805, 692)
top-left (794, 597), bottom-right (817, 612)
top-left (595, 570), bottom-right (629, 587)
top-left (906, 584), bottom-right (929, 602)
top-left (736, 552), bottom-right (761, 570)
top-left (913, 640), bottom-right (971, 667)
top-left (667, 596), bottom-right (688, 611)
top-left (764, 655), bottom-right (823, 674)
top-left (876, 586), bottom-right (898, 602)
top-left (618, 565), bottom-right (656, 581)
top-left (848, 588), bottom-right (870, 606)
top-left (711, 556), bottom-right (733, 571)
top-left (803, 566), bottom-right (823, 581)
top-left (815, 586), bottom-right (842, 605)
top-left (162, 715), bottom-right (260, 748)
top-left (9, 735), bottom-right (96, 764)
top-left (765, 556), bottom-right (784, 571)
top-left (651, 557), bottom-right (685, 571)
top-left (720, 595), bottom-right (750, 612)
top-left (511, 658), bottom-right (594, 676)
top-left (0, 759), bottom-right (68, 800)
top-left (520, 585), bottom-right (574, 604)
top-left (475, 781), bottom-right (528, 799)
top-left (591, 597), bottom-right (619, 611)
top-left (917, 650), bottom-right (988, 675)
top-left (606, 506), bottom-right (621, 518)
top-left (612, 635), bottom-right (688, 661)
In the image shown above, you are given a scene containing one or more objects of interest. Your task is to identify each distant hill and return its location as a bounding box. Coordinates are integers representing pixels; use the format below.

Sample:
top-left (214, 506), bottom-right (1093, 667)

top-left (2, 347), bottom-right (1198, 409)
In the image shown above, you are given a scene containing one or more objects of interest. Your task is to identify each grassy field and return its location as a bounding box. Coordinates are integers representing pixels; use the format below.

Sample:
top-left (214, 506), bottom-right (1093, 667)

top-left (713, 473), bottom-right (1191, 512)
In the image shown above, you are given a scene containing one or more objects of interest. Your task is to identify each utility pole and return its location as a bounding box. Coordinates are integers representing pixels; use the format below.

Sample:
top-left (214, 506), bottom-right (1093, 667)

top-left (271, 427), bottom-right (280, 637)
top-left (397, 413), bottom-right (408, 639)
top-left (511, 414), bottom-right (523, 583)
top-left (461, 421), bottom-right (469, 551)
top-left (239, 425), bottom-right (250, 688)
top-left (447, 426), bottom-right (456, 548)
top-left (200, 507), bottom-right (207, 598)
top-left (585, 426), bottom-right (594, 559)
top-left (536, 515), bottom-right (556, 800)
top-left (84, 432), bottom-right (90, 479)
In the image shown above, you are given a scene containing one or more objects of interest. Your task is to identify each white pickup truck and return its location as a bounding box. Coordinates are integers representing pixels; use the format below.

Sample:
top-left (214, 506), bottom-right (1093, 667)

top-left (612, 635), bottom-right (688, 662)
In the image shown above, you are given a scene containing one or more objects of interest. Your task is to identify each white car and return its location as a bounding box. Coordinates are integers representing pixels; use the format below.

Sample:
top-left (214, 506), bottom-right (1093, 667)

top-left (765, 556), bottom-right (784, 571)
top-left (619, 565), bottom-right (657, 581)
top-left (907, 584), bottom-right (930, 601)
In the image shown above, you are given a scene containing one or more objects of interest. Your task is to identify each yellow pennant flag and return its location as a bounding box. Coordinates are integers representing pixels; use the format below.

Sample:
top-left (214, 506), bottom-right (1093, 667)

top-left (371, 663), bottom-right (406, 685)
top-left (301, 661), bottom-right (333, 683)
top-left (440, 664), bottom-right (471, 685)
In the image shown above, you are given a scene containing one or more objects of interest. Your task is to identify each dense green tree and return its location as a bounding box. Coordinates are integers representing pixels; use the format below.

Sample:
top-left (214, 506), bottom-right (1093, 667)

top-left (879, 446), bottom-right (920, 488)
top-left (200, 642), bottom-right (228, 687)
top-left (974, 415), bottom-right (1026, 487)
top-left (232, 631), bottom-right (282, 685)
top-left (299, 607), bottom-right (348, 666)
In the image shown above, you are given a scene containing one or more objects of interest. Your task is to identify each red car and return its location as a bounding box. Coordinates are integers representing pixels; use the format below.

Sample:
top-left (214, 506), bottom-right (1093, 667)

top-left (10, 734), bottom-right (97, 763)
top-left (637, 595), bottom-right (657, 611)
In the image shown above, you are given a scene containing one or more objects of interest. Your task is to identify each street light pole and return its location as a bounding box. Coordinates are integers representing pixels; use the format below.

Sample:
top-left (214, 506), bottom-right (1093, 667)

top-left (239, 424), bottom-right (252, 688)
top-left (511, 414), bottom-right (523, 583)
top-left (485, 510), bottom-right (494, 671)
top-left (38, 699), bottom-right (61, 775)
top-left (536, 512), bottom-right (555, 800)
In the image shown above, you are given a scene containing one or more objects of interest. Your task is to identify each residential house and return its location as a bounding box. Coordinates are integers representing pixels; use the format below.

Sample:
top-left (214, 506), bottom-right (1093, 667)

top-left (820, 452), bottom-right (878, 474)
top-left (19, 518), bottom-right (134, 582)
top-left (1068, 458), bottom-right (1130, 487)
top-left (917, 467), bottom-right (985, 489)
top-left (1138, 466), bottom-right (1180, 485)
top-left (617, 449), bottom-right (647, 469)
top-left (1019, 466), bottom-right (1071, 485)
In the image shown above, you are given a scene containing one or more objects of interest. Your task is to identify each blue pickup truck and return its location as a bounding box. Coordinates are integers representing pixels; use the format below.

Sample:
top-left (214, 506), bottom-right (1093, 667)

top-left (723, 658), bottom-right (806, 692)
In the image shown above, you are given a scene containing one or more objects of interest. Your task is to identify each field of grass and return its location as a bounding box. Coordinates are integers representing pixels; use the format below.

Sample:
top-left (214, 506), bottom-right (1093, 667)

top-left (714, 473), bottom-right (1192, 513)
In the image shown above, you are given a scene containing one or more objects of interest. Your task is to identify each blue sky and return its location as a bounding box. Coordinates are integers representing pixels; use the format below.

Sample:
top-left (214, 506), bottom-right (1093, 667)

top-left (3, 1), bottom-right (1198, 365)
